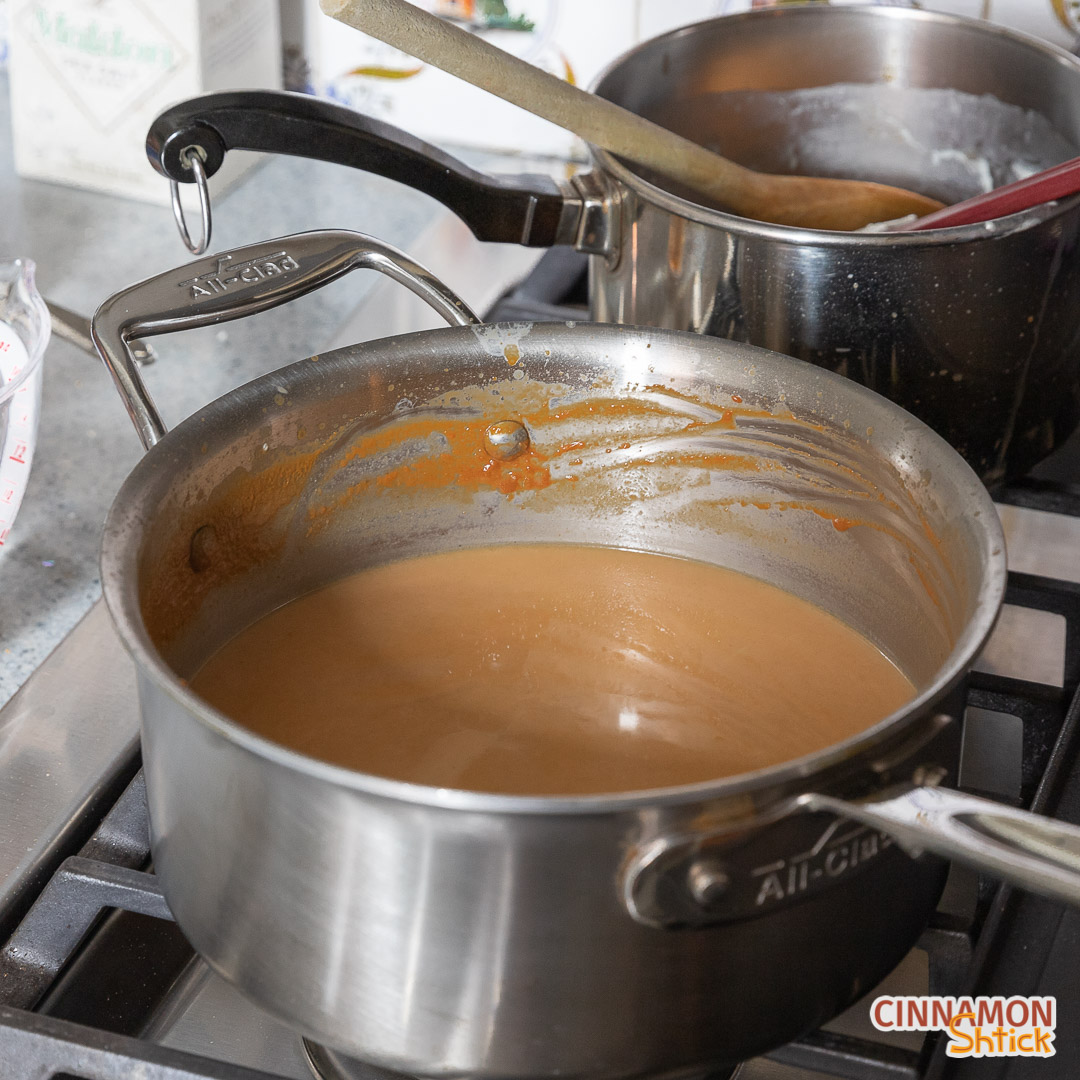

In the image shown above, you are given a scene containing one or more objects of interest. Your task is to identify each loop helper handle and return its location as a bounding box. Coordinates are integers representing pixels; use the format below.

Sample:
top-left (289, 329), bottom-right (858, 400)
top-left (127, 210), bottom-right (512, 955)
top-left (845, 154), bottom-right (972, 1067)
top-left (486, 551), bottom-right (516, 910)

top-left (170, 146), bottom-right (212, 255)
top-left (147, 90), bottom-right (571, 249)
top-left (90, 229), bottom-right (479, 450)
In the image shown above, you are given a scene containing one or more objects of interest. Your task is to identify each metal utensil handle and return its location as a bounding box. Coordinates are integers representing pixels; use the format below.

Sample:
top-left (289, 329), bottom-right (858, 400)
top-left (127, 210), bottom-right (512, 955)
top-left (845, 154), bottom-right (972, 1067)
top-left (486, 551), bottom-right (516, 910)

top-left (47, 300), bottom-right (156, 365)
top-left (146, 91), bottom-right (570, 248)
top-left (90, 229), bottom-right (479, 450)
top-left (804, 786), bottom-right (1080, 907)
top-left (321, 0), bottom-right (759, 211)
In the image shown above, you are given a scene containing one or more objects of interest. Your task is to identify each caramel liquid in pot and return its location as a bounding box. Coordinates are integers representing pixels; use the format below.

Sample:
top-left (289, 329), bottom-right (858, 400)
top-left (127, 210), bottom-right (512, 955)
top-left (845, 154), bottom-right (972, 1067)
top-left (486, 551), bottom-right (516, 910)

top-left (190, 544), bottom-right (915, 796)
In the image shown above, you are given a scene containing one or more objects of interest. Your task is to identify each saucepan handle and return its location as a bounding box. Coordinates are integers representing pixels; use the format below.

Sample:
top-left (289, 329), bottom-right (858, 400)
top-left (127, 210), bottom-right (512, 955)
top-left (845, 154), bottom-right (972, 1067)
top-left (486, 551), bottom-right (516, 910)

top-left (622, 781), bottom-right (1080, 930)
top-left (801, 785), bottom-right (1080, 908)
top-left (147, 90), bottom-right (579, 249)
top-left (90, 228), bottom-right (479, 451)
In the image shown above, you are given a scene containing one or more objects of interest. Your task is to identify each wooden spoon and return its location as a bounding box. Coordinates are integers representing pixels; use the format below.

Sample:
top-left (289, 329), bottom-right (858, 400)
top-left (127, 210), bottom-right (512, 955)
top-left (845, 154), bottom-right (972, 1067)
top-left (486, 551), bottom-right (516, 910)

top-left (320, 0), bottom-right (944, 231)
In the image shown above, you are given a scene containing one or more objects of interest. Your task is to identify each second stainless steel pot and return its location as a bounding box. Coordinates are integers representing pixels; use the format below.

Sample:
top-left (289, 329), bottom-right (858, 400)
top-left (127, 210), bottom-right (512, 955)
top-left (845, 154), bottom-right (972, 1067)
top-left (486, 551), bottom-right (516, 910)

top-left (94, 230), bottom-right (1080, 1079)
top-left (148, 7), bottom-right (1080, 486)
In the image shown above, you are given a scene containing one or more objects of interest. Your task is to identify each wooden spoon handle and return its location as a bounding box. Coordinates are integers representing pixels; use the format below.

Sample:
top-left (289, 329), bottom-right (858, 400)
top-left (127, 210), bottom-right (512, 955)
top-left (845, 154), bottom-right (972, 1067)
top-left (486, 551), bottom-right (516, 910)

top-left (320, 0), bottom-right (756, 210)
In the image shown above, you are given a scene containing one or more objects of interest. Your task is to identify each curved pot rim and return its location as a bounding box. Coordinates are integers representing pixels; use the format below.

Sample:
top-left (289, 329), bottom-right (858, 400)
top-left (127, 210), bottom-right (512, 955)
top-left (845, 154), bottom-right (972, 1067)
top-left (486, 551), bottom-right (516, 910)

top-left (101, 321), bottom-right (1008, 817)
top-left (588, 4), bottom-right (1080, 245)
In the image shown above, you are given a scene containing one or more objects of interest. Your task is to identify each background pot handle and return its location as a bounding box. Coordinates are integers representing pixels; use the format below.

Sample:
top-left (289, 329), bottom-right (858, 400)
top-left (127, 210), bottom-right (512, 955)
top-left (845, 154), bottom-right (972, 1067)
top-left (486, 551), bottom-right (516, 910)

top-left (803, 785), bottom-right (1080, 908)
top-left (91, 228), bottom-right (478, 450)
top-left (147, 91), bottom-right (572, 248)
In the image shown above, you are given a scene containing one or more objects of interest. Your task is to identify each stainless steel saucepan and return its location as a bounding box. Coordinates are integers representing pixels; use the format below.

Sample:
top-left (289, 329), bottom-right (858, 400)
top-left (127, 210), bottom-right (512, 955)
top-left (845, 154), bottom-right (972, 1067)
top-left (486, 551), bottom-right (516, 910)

top-left (94, 230), bottom-right (1080, 1078)
top-left (148, 7), bottom-right (1080, 486)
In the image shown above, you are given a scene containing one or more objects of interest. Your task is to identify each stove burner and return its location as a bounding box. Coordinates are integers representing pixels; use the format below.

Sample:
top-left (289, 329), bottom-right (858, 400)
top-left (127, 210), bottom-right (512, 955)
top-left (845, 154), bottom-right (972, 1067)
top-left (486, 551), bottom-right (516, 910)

top-left (302, 1040), bottom-right (427, 1080)
top-left (301, 1039), bottom-right (741, 1080)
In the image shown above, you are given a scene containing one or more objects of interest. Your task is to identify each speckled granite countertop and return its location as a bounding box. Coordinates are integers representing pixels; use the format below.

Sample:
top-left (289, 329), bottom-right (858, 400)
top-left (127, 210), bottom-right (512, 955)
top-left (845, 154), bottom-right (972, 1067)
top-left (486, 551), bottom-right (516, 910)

top-left (0, 74), bottom-right (469, 704)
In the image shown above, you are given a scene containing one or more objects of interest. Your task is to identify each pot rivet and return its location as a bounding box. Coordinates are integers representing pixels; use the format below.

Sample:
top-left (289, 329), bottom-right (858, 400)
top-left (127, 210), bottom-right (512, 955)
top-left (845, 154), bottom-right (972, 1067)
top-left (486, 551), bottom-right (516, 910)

top-left (687, 858), bottom-right (730, 907)
top-left (484, 420), bottom-right (530, 461)
top-left (189, 524), bottom-right (220, 573)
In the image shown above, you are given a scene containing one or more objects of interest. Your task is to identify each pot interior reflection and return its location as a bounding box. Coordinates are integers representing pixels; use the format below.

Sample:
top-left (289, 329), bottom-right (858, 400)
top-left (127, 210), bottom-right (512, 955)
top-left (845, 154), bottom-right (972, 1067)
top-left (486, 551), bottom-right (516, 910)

top-left (594, 8), bottom-right (1080, 213)
top-left (647, 84), bottom-right (1076, 210)
top-left (127, 323), bottom-right (994, 785)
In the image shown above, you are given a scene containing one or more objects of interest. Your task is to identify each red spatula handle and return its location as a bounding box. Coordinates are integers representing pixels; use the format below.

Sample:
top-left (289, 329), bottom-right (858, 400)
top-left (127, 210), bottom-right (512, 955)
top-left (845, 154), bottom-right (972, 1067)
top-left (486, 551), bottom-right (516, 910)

top-left (897, 154), bottom-right (1080, 231)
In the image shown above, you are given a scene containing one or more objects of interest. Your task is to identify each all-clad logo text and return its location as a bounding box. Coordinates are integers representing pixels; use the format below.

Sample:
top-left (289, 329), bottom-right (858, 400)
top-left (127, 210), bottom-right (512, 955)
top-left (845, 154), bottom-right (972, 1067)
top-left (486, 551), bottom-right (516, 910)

top-left (752, 821), bottom-right (894, 907)
top-left (180, 252), bottom-right (300, 299)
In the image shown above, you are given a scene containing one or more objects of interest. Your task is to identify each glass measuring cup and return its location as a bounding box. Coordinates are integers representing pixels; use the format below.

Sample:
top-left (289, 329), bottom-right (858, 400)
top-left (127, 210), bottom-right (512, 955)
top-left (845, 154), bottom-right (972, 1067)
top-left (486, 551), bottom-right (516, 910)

top-left (0, 259), bottom-right (50, 548)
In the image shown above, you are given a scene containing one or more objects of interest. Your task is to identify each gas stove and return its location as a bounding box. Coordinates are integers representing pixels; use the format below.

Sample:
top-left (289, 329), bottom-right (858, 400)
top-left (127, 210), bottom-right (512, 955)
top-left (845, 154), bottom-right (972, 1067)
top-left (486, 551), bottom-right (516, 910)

top-left (3, 236), bottom-right (1080, 1080)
